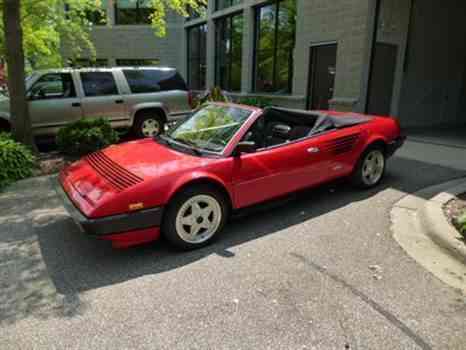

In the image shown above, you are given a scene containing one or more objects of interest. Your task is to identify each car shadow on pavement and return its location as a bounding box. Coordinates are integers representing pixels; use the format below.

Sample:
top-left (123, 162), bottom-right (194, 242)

top-left (36, 156), bottom-right (464, 294)
top-left (1, 156), bottom-right (464, 325)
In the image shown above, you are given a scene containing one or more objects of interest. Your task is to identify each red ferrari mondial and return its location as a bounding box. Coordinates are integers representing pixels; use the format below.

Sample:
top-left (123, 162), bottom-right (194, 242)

top-left (58, 103), bottom-right (405, 249)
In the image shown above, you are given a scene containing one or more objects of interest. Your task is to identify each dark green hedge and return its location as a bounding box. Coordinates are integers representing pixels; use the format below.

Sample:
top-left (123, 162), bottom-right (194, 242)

top-left (56, 118), bottom-right (119, 156)
top-left (0, 133), bottom-right (35, 190)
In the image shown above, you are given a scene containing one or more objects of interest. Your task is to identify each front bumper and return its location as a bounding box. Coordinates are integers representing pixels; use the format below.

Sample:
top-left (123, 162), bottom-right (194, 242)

top-left (387, 135), bottom-right (406, 157)
top-left (54, 178), bottom-right (163, 237)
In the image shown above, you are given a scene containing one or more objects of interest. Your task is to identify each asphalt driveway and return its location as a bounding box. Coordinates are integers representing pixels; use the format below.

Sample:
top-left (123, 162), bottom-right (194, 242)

top-left (1, 141), bottom-right (465, 349)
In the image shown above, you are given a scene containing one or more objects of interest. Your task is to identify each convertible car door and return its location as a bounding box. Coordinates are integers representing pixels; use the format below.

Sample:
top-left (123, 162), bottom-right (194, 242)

top-left (317, 126), bottom-right (365, 178)
top-left (232, 138), bottom-right (328, 209)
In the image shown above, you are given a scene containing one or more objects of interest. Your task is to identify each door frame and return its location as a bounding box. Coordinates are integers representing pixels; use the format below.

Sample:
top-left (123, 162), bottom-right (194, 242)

top-left (306, 41), bottom-right (338, 110)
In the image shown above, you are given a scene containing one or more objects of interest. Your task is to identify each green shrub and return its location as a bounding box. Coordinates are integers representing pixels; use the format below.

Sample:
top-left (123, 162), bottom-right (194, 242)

top-left (56, 118), bottom-right (119, 156)
top-left (457, 211), bottom-right (466, 238)
top-left (194, 87), bottom-right (230, 108)
top-left (0, 133), bottom-right (35, 190)
top-left (236, 96), bottom-right (273, 108)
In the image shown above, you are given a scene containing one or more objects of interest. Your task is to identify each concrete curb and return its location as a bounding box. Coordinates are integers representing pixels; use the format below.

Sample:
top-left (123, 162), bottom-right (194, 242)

top-left (419, 193), bottom-right (466, 264)
top-left (391, 177), bottom-right (466, 293)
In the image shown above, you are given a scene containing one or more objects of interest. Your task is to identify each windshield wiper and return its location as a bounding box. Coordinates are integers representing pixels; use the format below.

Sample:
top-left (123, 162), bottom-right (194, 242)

top-left (172, 137), bottom-right (203, 156)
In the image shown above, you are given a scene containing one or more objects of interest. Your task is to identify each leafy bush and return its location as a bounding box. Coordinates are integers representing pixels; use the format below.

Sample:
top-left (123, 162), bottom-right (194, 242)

top-left (236, 96), bottom-right (273, 108)
top-left (193, 87), bottom-right (230, 108)
top-left (56, 118), bottom-right (119, 156)
top-left (0, 133), bottom-right (35, 190)
top-left (456, 211), bottom-right (466, 238)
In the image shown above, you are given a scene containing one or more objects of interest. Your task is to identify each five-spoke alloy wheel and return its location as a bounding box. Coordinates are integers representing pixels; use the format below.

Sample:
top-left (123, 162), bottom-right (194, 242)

top-left (352, 146), bottom-right (386, 188)
top-left (163, 185), bottom-right (228, 250)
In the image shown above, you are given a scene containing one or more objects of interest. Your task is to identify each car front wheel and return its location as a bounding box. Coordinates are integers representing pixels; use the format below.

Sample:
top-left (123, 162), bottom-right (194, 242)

top-left (162, 185), bottom-right (228, 250)
top-left (352, 146), bottom-right (386, 188)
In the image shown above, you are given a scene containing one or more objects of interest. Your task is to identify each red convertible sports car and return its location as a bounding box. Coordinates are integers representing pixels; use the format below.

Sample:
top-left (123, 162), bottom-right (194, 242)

top-left (58, 103), bottom-right (404, 249)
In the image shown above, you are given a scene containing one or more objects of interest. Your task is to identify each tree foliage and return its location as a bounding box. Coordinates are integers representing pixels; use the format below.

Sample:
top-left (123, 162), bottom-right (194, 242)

top-left (0, 0), bottom-right (207, 70)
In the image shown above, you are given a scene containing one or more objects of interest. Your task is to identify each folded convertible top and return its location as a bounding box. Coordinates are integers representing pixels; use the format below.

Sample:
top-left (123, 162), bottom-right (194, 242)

top-left (263, 107), bottom-right (373, 133)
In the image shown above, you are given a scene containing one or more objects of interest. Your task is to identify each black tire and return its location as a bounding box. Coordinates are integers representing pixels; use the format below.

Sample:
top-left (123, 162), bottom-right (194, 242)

top-left (351, 145), bottom-right (386, 189)
top-left (162, 185), bottom-right (229, 250)
top-left (133, 111), bottom-right (165, 138)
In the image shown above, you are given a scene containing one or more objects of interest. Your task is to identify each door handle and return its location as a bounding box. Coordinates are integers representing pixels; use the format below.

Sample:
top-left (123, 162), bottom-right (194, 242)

top-left (71, 102), bottom-right (81, 107)
top-left (115, 99), bottom-right (124, 104)
top-left (307, 147), bottom-right (320, 154)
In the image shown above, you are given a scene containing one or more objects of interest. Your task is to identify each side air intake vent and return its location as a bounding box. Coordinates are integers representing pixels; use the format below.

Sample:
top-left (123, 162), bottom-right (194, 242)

top-left (323, 133), bottom-right (361, 155)
top-left (86, 151), bottom-right (143, 191)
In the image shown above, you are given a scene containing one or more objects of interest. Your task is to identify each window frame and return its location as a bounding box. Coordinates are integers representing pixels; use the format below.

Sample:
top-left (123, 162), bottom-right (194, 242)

top-left (187, 23), bottom-right (208, 90)
top-left (214, 12), bottom-right (243, 92)
top-left (253, 0), bottom-right (296, 94)
top-left (114, 0), bottom-right (153, 25)
top-left (80, 71), bottom-right (120, 97)
top-left (215, 0), bottom-right (242, 11)
top-left (28, 73), bottom-right (77, 100)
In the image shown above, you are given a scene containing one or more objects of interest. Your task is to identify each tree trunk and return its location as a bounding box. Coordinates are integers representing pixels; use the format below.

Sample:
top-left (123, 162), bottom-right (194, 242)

top-left (3, 0), bottom-right (36, 150)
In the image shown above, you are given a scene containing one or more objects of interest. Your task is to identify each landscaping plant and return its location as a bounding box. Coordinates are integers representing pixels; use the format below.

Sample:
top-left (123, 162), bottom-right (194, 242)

top-left (455, 211), bottom-right (466, 238)
top-left (0, 132), bottom-right (35, 190)
top-left (236, 96), bottom-right (273, 108)
top-left (56, 118), bottom-right (119, 156)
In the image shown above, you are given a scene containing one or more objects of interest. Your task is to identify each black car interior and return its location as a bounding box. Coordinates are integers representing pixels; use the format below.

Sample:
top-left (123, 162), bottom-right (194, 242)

top-left (242, 107), bottom-right (373, 149)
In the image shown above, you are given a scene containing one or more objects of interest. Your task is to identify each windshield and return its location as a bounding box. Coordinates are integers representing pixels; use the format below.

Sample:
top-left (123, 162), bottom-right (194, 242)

top-left (166, 104), bottom-right (252, 153)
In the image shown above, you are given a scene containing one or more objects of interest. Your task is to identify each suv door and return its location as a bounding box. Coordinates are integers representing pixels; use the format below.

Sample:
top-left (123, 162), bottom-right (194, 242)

top-left (28, 72), bottom-right (82, 134)
top-left (79, 71), bottom-right (128, 124)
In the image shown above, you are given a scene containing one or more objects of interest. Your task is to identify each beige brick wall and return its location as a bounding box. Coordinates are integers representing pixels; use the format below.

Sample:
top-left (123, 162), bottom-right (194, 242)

top-left (294, 0), bottom-right (371, 110)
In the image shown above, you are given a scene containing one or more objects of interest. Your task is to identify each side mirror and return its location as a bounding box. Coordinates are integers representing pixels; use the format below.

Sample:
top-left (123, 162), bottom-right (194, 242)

top-left (234, 141), bottom-right (257, 156)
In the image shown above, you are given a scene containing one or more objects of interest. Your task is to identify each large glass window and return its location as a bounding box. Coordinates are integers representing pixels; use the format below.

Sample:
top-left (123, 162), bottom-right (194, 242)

top-left (115, 0), bottom-right (152, 25)
top-left (215, 14), bottom-right (243, 91)
top-left (215, 0), bottom-right (242, 11)
top-left (123, 69), bottom-right (187, 93)
top-left (186, 4), bottom-right (207, 21)
top-left (80, 72), bottom-right (119, 96)
top-left (254, 0), bottom-right (296, 94)
top-left (29, 73), bottom-right (76, 100)
top-left (116, 58), bottom-right (160, 66)
top-left (187, 24), bottom-right (207, 90)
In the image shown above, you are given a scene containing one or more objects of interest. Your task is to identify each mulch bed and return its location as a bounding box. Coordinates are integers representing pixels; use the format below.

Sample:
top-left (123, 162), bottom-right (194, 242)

top-left (443, 193), bottom-right (466, 243)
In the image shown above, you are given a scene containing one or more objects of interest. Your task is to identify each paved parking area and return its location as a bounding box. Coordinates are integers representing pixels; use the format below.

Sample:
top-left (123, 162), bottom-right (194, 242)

top-left (1, 142), bottom-right (465, 349)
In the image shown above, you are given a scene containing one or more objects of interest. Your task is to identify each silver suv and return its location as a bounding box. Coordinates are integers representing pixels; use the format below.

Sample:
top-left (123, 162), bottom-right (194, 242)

top-left (0, 67), bottom-right (192, 137)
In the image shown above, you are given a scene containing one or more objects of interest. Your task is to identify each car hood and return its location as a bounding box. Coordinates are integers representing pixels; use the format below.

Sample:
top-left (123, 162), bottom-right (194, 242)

top-left (60, 138), bottom-right (215, 217)
top-left (100, 138), bottom-right (210, 179)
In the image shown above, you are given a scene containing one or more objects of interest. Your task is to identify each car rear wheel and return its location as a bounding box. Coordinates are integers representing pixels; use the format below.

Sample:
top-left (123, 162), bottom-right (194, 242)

top-left (352, 146), bottom-right (386, 188)
top-left (134, 112), bottom-right (165, 138)
top-left (162, 186), bottom-right (228, 250)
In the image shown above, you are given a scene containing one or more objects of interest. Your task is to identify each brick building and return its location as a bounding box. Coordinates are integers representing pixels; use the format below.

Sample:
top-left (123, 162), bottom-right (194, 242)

top-left (68, 0), bottom-right (466, 129)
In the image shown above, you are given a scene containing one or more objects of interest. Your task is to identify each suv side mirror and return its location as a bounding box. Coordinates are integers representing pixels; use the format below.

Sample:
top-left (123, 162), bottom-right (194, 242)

top-left (234, 141), bottom-right (257, 156)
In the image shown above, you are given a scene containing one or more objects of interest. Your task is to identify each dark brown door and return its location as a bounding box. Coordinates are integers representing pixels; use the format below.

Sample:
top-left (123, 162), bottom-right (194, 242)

top-left (308, 44), bottom-right (337, 110)
top-left (367, 43), bottom-right (398, 116)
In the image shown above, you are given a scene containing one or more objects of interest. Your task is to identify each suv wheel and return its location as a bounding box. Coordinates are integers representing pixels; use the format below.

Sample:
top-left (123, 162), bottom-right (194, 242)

top-left (134, 111), bottom-right (165, 138)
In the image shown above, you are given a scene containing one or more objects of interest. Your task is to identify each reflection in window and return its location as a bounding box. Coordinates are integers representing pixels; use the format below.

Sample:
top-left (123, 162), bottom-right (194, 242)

top-left (215, 0), bottom-right (242, 11)
top-left (254, 0), bottom-right (296, 94)
top-left (215, 13), bottom-right (243, 91)
top-left (71, 58), bottom-right (108, 67)
top-left (115, 0), bottom-right (153, 25)
top-left (186, 4), bottom-right (207, 21)
top-left (80, 72), bottom-right (119, 97)
top-left (187, 24), bottom-right (207, 90)
top-left (30, 74), bottom-right (76, 99)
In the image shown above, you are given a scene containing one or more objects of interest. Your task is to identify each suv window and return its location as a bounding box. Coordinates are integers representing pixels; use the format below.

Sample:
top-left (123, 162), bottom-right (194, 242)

top-left (80, 72), bottom-right (119, 97)
top-left (29, 73), bottom-right (76, 100)
top-left (123, 69), bottom-right (187, 94)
